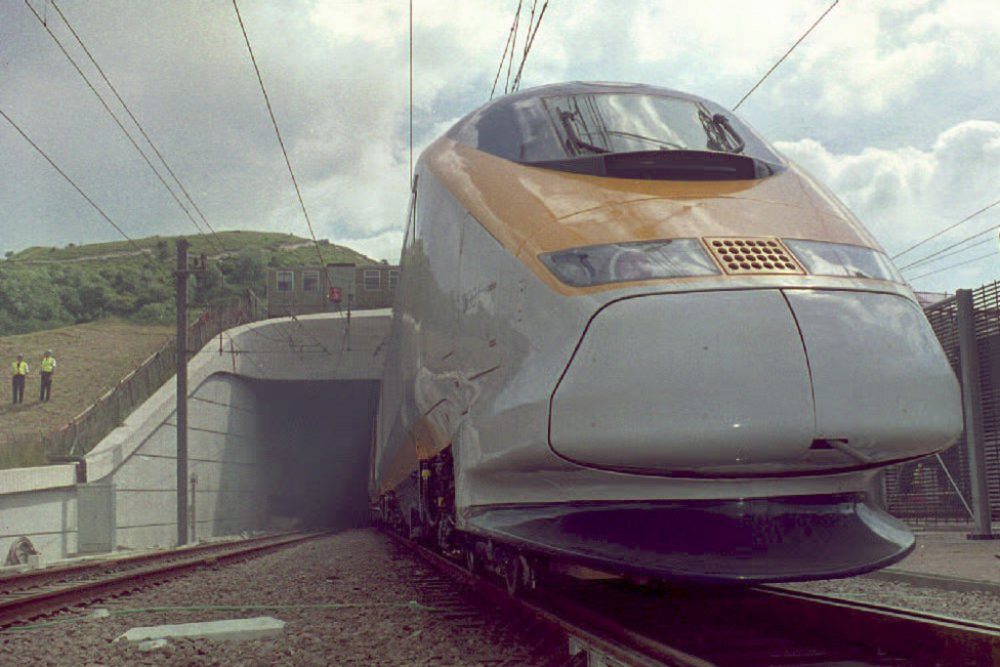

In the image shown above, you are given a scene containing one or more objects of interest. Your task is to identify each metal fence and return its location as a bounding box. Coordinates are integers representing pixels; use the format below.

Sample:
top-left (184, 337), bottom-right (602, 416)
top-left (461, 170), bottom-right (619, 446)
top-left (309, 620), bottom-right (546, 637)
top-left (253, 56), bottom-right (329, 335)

top-left (40, 292), bottom-right (264, 461)
top-left (885, 283), bottom-right (1000, 528)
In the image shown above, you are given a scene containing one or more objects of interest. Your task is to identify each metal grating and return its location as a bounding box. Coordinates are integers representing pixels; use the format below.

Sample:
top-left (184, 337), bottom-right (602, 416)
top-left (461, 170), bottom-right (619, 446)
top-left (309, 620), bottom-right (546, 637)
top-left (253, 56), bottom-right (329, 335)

top-left (702, 237), bottom-right (804, 275)
top-left (885, 283), bottom-right (1000, 525)
top-left (971, 282), bottom-right (1000, 521)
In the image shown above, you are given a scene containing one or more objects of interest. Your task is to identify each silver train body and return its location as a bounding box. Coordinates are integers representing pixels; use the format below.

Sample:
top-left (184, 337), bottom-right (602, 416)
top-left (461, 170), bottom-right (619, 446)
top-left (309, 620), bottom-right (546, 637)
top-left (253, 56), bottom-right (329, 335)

top-left (372, 82), bottom-right (963, 583)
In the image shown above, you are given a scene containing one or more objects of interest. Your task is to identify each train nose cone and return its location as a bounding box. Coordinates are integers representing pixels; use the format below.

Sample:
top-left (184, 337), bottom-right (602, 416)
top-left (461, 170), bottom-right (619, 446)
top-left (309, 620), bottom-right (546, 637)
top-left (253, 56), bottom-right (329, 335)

top-left (549, 289), bottom-right (962, 475)
top-left (783, 289), bottom-right (962, 462)
top-left (549, 290), bottom-right (815, 473)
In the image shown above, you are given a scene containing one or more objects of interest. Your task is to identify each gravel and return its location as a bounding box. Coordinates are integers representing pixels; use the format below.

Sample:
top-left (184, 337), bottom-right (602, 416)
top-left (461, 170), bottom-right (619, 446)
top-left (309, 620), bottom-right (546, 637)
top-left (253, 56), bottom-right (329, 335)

top-left (0, 529), bottom-right (565, 666)
top-left (780, 576), bottom-right (1000, 626)
top-left (4, 528), bottom-right (997, 665)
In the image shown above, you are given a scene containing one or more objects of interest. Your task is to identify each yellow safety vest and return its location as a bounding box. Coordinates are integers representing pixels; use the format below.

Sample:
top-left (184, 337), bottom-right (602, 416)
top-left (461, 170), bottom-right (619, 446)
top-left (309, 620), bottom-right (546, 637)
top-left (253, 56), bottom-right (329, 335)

top-left (11, 361), bottom-right (28, 376)
top-left (41, 357), bottom-right (56, 373)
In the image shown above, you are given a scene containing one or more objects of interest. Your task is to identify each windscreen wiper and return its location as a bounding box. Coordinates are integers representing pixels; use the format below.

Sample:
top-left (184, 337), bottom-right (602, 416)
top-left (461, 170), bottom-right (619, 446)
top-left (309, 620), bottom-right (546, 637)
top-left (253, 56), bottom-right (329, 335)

top-left (558, 109), bottom-right (610, 156)
top-left (712, 113), bottom-right (745, 154)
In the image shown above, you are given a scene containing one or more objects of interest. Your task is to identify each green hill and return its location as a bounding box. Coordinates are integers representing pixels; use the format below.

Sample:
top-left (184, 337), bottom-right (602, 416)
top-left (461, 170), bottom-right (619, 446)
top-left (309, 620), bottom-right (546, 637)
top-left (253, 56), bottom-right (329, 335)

top-left (0, 231), bottom-right (377, 336)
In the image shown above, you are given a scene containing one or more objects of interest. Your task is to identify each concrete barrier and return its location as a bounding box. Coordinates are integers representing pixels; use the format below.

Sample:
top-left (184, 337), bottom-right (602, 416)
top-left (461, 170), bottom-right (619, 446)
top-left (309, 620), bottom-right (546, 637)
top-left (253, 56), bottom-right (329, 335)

top-left (0, 311), bottom-right (390, 561)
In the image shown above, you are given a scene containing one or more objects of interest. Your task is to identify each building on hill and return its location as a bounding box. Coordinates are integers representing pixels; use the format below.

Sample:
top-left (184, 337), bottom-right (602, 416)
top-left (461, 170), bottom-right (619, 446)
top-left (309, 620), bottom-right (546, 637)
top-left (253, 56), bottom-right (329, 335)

top-left (265, 263), bottom-right (398, 317)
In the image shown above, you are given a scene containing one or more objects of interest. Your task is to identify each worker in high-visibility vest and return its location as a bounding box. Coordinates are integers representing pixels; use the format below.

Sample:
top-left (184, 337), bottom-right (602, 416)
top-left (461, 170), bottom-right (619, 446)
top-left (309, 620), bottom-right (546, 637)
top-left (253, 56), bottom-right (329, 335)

top-left (39, 350), bottom-right (57, 402)
top-left (11, 354), bottom-right (28, 404)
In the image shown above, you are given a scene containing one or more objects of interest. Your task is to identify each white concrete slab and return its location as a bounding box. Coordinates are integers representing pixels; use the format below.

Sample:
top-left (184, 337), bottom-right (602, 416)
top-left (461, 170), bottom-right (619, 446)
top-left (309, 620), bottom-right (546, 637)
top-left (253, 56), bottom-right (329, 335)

top-left (137, 638), bottom-right (170, 652)
top-left (0, 465), bottom-right (77, 494)
top-left (116, 616), bottom-right (285, 643)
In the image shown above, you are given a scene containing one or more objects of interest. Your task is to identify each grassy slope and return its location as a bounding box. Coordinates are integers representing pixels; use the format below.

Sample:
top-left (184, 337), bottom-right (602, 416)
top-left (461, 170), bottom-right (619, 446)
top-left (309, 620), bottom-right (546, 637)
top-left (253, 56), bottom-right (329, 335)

top-left (0, 320), bottom-right (173, 468)
top-left (9, 230), bottom-right (377, 266)
top-left (0, 230), bottom-right (381, 468)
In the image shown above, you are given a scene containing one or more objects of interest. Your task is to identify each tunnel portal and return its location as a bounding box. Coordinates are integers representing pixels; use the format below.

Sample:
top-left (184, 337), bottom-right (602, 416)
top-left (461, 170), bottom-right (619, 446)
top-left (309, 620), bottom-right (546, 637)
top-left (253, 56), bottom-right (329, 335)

top-left (254, 379), bottom-right (378, 532)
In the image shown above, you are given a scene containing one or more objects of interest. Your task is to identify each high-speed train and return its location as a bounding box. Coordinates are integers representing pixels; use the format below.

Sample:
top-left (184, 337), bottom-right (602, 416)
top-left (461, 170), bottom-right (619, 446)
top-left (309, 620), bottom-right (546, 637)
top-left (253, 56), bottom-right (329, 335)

top-left (371, 81), bottom-right (963, 586)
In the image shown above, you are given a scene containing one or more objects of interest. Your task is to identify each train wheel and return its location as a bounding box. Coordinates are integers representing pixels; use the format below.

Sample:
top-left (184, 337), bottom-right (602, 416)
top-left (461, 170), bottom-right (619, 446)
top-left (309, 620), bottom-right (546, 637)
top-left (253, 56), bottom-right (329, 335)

top-left (408, 509), bottom-right (424, 541)
top-left (503, 553), bottom-right (535, 596)
top-left (437, 516), bottom-right (456, 554)
top-left (465, 546), bottom-right (480, 574)
top-left (520, 555), bottom-right (538, 592)
top-left (503, 555), bottom-right (521, 596)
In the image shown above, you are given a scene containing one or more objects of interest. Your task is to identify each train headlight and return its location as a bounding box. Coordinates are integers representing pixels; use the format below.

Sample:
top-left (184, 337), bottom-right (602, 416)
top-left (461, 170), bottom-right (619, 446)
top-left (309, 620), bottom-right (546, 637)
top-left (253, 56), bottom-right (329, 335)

top-left (784, 239), bottom-right (903, 283)
top-left (539, 239), bottom-right (719, 287)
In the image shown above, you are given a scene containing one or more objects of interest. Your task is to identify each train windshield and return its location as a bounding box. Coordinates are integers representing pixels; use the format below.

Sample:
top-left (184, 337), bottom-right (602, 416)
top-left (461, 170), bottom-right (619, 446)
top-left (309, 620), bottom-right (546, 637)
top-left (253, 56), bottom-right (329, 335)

top-left (544, 94), bottom-right (746, 157)
top-left (453, 89), bottom-right (784, 179)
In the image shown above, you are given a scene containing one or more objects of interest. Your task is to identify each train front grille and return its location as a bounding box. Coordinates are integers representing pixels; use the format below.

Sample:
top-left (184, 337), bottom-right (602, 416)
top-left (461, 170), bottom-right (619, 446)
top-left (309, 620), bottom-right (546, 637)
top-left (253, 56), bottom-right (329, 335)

top-left (702, 236), bottom-right (805, 275)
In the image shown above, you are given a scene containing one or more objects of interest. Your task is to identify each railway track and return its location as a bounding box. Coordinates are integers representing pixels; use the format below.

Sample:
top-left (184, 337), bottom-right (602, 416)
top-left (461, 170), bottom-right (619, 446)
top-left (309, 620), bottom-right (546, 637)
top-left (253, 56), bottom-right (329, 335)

top-left (386, 531), bottom-right (1000, 666)
top-left (0, 532), bottom-right (321, 628)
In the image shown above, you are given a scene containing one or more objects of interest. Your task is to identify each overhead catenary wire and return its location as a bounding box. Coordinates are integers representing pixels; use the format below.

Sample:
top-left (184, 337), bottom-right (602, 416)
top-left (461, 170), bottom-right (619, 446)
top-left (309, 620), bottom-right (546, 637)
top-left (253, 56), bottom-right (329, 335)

top-left (489, 1), bottom-right (521, 100)
top-left (504, 2), bottom-right (522, 96)
top-left (898, 235), bottom-right (995, 273)
top-left (46, 0), bottom-right (228, 254)
top-left (906, 250), bottom-right (999, 283)
top-left (733, 0), bottom-right (840, 111)
top-left (0, 106), bottom-right (149, 260)
top-left (509, 0), bottom-right (549, 94)
top-left (289, 313), bottom-right (339, 359)
top-left (898, 215), bottom-right (1000, 272)
top-left (21, 0), bottom-right (222, 254)
top-left (892, 196), bottom-right (1000, 261)
top-left (231, 0), bottom-right (334, 289)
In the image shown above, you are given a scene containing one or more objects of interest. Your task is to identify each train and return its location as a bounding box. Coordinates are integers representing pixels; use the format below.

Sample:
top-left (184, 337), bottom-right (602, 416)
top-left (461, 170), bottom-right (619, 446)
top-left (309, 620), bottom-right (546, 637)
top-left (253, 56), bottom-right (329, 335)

top-left (370, 81), bottom-right (963, 588)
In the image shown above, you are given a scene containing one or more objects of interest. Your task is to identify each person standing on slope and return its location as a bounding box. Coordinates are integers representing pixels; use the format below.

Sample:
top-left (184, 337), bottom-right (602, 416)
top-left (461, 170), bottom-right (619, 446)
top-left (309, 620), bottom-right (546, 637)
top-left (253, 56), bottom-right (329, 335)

top-left (39, 349), bottom-right (56, 402)
top-left (11, 354), bottom-right (28, 404)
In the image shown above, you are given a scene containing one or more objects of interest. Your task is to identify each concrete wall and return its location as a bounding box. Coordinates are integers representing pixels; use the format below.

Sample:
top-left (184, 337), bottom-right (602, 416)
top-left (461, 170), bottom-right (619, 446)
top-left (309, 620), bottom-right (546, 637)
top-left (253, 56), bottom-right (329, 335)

top-left (0, 484), bottom-right (77, 563)
top-left (109, 374), bottom-right (265, 550)
top-left (0, 311), bottom-right (390, 563)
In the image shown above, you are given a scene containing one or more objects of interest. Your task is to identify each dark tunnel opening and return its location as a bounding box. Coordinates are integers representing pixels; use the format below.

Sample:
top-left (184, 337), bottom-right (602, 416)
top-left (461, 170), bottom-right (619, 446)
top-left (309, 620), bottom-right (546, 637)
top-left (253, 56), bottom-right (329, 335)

top-left (253, 379), bottom-right (377, 532)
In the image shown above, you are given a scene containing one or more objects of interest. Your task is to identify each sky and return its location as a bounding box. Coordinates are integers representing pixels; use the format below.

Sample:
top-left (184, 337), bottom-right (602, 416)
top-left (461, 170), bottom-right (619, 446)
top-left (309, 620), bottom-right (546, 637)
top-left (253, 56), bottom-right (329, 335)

top-left (0, 0), bottom-right (997, 294)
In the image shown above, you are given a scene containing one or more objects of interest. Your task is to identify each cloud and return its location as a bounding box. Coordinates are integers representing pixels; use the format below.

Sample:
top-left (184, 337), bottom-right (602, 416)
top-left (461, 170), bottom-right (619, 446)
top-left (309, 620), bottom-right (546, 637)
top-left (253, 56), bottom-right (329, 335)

top-left (776, 119), bottom-right (1000, 290)
top-left (0, 0), bottom-right (995, 288)
top-left (341, 230), bottom-right (405, 264)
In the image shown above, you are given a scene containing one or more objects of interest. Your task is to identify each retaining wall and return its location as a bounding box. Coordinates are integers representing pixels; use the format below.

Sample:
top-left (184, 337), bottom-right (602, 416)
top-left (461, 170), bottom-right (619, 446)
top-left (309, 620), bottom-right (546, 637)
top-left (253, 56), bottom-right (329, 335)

top-left (0, 311), bottom-right (390, 563)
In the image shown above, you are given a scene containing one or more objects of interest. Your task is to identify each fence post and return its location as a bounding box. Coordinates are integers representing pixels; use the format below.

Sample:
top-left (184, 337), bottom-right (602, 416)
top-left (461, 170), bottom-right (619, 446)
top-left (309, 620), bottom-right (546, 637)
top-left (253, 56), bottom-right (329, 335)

top-left (955, 289), bottom-right (995, 539)
top-left (175, 239), bottom-right (190, 547)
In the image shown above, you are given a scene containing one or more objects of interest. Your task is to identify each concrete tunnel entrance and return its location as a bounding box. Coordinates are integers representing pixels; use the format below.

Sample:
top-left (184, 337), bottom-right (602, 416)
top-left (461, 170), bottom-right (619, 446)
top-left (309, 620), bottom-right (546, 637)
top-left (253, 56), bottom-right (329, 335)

top-left (254, 379), bottom-right (378, 531)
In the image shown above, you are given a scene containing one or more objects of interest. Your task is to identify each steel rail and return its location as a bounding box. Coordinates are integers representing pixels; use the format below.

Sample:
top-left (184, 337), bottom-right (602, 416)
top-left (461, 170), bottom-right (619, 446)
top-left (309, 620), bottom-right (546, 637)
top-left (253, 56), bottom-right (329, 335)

top-left (0, 532), bottom-right (309, 592)
top-left (385, 529), bottom-right (1000, 666)
top-left (755, 584), bottom-right (1000, 666)
top-left (383, 530), bottom-right (710, 667)
top-left (0, 532), bottom-right (321, 628)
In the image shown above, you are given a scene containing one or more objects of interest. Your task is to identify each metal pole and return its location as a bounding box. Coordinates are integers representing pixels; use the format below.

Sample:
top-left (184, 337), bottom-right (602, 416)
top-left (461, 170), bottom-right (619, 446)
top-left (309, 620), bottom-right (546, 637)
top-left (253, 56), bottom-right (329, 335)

top-left (176, 238), bottom-right (189, 546)
top-left (189, 473), bottom-right (197, 544)
top-left (955, 289), bottom-right (995, 539)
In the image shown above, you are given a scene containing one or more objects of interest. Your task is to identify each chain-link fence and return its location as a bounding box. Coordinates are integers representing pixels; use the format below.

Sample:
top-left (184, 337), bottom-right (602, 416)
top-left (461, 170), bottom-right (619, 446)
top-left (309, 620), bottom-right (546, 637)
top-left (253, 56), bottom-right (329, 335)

top-left (885, 284), bottom-right (1000, 527)
top-left (40, 292), bottom-right (264, 461)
